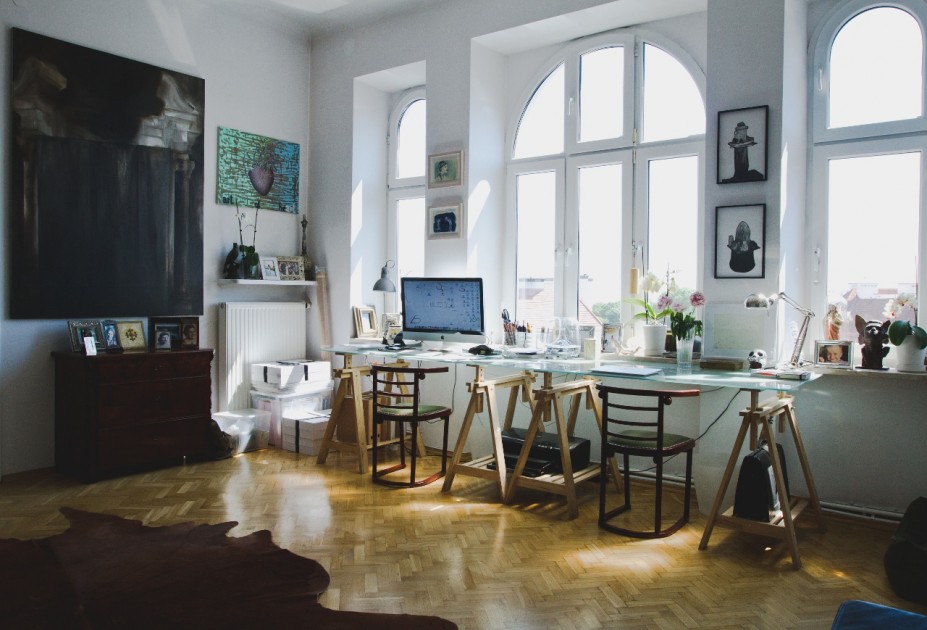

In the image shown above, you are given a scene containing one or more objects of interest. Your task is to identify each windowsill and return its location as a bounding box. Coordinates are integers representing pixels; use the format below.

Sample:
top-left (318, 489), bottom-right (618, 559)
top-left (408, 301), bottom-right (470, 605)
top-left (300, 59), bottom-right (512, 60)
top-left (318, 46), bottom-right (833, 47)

top-left (809, 365), bottom-right (927, 379)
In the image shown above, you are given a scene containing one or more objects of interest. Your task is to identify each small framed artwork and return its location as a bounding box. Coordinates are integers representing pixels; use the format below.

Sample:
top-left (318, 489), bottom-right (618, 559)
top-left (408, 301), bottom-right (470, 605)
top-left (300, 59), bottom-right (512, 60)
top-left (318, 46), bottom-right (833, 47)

top-left (149, 317), bottom-right (182, 351)
top-left (814, 340), bottom-right (853, 367)
top-left (275, 256), bottom-right (304, 281)
top-left (428, 203), bottom-right (463, 239)
top-left (353, 306), bottom-right (379, 339)
top-left (381, 313), bottom-right (402, 344)
top-left (67, 320), bottom-right (104, 353)
top-left (717, 105), bottom-right (768, 184)
top-left (428, 150), bottom-right (462, 188)
top-left (116, 321), bottom-right (146, 352)
top-left (101, 319), bottom-right (122, 352)
top-left (259, 257), bottom-right (279, 281)
top-left (180, 317), bottom-right (199, 349)
top-left (714, 204), bottom-right (766, 279)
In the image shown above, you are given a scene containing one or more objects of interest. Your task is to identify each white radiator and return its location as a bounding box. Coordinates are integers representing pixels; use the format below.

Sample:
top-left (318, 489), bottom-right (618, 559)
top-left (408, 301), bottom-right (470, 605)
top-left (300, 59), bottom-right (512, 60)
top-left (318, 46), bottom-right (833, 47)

top-left (218, 302), bottom-right (307, 411)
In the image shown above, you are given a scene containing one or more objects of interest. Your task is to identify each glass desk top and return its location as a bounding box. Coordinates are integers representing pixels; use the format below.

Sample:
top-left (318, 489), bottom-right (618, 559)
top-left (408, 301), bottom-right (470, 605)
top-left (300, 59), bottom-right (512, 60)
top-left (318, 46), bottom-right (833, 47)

top-left (324, 345), bottom-right (818, 392)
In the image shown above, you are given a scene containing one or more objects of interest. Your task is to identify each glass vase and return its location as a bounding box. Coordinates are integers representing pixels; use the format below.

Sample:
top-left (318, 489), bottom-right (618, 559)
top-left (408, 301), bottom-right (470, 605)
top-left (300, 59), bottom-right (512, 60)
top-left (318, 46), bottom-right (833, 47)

top-left (675, 334), bottom-right (695, 373)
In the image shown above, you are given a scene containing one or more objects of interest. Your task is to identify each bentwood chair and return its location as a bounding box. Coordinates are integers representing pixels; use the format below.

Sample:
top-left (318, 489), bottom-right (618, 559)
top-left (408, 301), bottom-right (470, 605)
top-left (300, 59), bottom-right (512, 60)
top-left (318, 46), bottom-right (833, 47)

top-left (596, 385), bottom-right (700, 538)
top-left (370, 365), bottom-right (452, 488)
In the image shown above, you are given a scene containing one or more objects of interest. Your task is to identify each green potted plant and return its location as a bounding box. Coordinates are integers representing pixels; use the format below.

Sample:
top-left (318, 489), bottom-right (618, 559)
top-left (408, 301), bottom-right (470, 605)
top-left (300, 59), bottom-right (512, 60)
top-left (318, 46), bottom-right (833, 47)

top-left (884, 293), bottom-right (927, 372)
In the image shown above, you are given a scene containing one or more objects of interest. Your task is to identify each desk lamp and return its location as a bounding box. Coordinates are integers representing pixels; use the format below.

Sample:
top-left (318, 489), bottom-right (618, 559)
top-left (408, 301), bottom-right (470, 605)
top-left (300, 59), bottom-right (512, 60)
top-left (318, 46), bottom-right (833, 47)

top-left (372, 260), bottom-right (396, 293)
top-left (744, 292), bottom-right (815, 368)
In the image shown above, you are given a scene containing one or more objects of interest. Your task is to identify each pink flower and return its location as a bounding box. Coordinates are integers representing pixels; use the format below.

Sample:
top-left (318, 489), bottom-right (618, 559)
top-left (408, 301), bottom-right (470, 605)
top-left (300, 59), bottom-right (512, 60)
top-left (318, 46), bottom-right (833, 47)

top-left (690, 291), bottom-right (706, 308)
top-left (657, 294), bottom-right (673, 310)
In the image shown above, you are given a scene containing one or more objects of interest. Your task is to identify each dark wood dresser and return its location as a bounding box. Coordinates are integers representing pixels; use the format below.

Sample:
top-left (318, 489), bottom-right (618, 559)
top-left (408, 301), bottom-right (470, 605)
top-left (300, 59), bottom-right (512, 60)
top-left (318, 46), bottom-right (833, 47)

top-left (53, 349), bottom-right (214, 482)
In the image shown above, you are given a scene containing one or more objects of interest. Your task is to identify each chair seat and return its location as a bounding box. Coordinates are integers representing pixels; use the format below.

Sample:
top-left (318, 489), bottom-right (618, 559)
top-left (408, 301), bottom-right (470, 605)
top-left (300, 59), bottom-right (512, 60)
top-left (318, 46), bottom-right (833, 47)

top-left (609, 430), bottom-right (695, 452)
top-left (379, 404), bottom-right (451, 421)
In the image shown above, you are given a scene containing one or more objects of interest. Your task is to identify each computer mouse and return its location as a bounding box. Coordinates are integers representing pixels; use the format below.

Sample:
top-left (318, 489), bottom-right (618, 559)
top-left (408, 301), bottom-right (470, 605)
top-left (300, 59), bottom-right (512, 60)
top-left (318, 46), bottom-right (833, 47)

top-left (468, 344), bottom-right (495, 356)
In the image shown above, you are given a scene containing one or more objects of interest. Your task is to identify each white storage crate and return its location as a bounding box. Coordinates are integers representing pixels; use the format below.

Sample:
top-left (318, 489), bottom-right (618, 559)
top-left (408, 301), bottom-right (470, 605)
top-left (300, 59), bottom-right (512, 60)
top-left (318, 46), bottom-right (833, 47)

top-left (212, 409), bottom-right (271, 454)
top-left (250, 385), bottom-right (333, 447)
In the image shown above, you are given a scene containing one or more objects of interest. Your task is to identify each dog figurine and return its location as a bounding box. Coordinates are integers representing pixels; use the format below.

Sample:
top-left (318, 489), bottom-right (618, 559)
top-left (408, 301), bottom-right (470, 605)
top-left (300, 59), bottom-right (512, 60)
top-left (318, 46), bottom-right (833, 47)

top-left (856, 315), bottom-right (889, 370)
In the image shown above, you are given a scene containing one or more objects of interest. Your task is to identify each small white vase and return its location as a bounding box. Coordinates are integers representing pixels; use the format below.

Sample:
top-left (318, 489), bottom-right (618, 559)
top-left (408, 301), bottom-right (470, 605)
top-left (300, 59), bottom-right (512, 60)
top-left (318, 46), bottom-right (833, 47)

top-left (676, 334), bottom-right (695, 373)
top-left (642, 324), bottom-right (668, 357)
top-left (894, 334), bottom-right (927, 372)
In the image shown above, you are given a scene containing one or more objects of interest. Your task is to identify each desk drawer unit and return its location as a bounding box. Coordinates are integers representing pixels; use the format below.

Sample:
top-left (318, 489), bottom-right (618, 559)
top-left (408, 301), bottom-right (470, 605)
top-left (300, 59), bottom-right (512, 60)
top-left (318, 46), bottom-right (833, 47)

top-left (54, 350), bottom-right (214, 482)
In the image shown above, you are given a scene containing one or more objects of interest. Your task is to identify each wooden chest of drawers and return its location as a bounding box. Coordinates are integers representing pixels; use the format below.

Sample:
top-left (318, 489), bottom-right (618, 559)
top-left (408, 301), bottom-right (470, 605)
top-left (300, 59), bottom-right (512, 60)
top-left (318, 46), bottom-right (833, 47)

top-left (53, 350), bottom-right (214, 482)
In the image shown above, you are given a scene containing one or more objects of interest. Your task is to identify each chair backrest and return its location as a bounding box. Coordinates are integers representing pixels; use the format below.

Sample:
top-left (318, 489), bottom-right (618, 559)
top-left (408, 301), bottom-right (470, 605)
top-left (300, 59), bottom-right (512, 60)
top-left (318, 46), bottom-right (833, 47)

top-left (596, 385), bottom-right (699, 449)
top-left (370, 364), bottom-right (449, 420)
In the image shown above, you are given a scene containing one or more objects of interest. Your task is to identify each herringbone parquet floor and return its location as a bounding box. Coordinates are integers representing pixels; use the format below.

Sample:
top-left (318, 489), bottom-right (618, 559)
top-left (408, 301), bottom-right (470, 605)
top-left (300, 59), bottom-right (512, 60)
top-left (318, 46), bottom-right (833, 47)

top-left (1, 448), bottom-right (923, 629)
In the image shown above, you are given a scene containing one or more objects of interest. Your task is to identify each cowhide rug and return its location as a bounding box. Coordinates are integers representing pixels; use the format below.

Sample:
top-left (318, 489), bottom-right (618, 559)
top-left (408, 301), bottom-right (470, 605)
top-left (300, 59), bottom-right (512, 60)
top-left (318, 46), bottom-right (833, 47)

top-left (0, 507), bottom-right (456, 629)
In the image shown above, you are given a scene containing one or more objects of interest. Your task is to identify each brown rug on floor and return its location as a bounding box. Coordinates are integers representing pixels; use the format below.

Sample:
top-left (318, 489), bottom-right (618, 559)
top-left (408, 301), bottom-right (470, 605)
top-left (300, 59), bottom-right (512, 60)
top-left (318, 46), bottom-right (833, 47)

top-left (0, 507), bottom-right (456, 629)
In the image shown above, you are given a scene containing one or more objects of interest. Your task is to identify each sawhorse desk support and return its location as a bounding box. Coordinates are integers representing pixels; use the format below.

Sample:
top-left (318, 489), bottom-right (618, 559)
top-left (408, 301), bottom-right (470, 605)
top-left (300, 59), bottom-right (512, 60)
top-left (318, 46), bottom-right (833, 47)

top-left (442, 366), bottom-right (536, 500)
top-left (504, 374), bottom-right (621, 520)
top-left (698, 390), bottom-right (826, 569)
top-left (316, 354), bottom-right (420, 474)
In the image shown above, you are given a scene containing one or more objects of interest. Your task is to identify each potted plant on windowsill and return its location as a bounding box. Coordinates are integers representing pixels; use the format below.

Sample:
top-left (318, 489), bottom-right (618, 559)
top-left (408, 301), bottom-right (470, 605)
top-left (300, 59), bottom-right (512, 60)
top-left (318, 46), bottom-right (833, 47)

top-left (884, 293), bottom-right (927, 372)
top-left (627, 271), bottom-right (675, 357)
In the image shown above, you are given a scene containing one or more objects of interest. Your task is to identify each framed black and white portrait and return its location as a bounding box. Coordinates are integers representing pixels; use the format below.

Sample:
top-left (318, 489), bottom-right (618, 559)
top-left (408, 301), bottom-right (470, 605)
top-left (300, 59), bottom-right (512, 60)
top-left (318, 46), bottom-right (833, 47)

top-left (428, 151), bottom-right (462, 188)
top-left (714, 204), bottom-right (766, 279)
top-left (717, 105), bottom-right (768, 184)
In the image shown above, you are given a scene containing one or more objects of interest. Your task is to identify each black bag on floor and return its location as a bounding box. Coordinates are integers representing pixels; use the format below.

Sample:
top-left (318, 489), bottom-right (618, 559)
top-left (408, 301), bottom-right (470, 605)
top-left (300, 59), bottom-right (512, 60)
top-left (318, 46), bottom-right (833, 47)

top-left (733, 441), bottom-right (789, 522)
top-left (884, 496), bottom-right (927, 606)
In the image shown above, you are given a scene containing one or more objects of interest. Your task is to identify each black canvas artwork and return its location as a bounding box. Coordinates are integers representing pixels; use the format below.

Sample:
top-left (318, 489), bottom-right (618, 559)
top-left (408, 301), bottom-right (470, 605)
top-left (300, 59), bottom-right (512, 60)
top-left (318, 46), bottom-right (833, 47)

top-left (9, 28), bottom-right (205, 319)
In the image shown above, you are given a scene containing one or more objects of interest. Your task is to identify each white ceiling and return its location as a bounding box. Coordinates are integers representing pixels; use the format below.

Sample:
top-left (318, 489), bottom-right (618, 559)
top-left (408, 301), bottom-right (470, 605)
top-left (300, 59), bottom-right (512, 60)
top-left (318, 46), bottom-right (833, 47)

top-left (208, 0), bottom-right (449, 35)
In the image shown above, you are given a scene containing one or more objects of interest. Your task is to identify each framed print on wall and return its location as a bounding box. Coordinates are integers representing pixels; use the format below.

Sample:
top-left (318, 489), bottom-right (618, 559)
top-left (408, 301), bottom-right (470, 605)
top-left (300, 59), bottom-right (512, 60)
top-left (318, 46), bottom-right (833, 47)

top-left (717, 105), bottom-right (768, 184)
top-left (428, 203), bottom-right (463, 239)
top-left (714, 204), bottom-right (766, 279)
top-left (428, 151), bottom-right (462, 188)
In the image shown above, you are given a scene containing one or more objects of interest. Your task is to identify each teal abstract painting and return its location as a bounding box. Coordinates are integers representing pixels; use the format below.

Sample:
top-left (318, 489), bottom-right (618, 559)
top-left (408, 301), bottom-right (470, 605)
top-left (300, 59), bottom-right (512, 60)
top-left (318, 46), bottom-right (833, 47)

top-left (216, 127), bottom-right (300, 213)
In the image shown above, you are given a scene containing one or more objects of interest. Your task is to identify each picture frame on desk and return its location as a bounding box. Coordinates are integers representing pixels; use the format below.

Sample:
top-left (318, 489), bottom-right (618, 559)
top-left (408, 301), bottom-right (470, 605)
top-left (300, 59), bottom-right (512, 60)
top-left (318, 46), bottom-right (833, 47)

top-left (181, 317), bottom-right (199, 349)
top-left (814, 340), bottom-right (852, 367)
top-left (67, 320), bottom-right (104, 353)
top-left (149, 317), bottom-right (182, 351)
top-left (101, 319), bottom-right (121, 352)
top-left (353, 306), bottom-right (379, 339)
top-left (116, 320), bottom-right (146, 352)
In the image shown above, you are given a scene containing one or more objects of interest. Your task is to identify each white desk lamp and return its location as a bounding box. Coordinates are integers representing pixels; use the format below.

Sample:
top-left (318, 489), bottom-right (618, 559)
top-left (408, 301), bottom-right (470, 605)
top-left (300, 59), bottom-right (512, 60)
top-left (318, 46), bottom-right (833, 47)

top-left (744, 292), bottom-right (815, 368)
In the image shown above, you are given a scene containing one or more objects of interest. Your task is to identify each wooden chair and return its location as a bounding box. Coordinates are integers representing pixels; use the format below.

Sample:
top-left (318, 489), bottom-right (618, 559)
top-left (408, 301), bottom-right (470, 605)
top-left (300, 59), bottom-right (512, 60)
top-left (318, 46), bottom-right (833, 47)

top-left (596, 385), bottom-right (700, 538)
top-left (371, 365), bottom-right (452, 488)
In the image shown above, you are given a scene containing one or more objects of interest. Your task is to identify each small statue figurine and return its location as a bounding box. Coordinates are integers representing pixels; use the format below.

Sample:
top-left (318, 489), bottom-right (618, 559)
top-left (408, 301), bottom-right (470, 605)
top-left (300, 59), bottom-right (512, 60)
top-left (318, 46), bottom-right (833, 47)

top-left (856, 315), bottom-right (889, 370)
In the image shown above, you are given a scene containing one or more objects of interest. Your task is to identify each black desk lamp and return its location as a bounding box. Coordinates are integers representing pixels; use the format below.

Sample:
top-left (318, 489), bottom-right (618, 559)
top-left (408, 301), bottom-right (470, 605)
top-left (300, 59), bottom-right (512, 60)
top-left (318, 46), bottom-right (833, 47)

top-left (744, 292), bottom-right (815, 367)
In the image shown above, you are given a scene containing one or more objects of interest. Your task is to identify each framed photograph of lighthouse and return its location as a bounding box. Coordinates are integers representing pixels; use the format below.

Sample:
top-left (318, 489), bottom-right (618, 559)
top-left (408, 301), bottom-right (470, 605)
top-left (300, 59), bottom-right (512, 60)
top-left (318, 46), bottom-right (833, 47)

top-left (717, 105), bottom-right (768, 184)
top-left (714, 204), bottom-right (766, 279)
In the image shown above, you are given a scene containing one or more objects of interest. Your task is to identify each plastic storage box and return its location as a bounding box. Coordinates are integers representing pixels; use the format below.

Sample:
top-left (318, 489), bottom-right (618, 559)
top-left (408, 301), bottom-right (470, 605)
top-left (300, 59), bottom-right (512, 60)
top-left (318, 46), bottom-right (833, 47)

top-left (250, 385), bottom-right (333, 447)
top-left (212, 409), bottom-right (271, 454)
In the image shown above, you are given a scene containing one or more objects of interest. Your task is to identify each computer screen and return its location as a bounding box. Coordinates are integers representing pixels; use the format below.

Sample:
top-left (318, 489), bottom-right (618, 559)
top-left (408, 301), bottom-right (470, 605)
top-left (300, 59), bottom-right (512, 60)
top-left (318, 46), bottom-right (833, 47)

top-left (399, 277), bottom-right (485, 344)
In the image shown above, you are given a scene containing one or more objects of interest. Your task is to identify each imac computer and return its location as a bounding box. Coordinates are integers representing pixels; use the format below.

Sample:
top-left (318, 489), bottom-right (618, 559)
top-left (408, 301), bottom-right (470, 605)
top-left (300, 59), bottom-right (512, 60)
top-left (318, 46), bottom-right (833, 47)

top-left (399, 277), bottom-right (485, 349)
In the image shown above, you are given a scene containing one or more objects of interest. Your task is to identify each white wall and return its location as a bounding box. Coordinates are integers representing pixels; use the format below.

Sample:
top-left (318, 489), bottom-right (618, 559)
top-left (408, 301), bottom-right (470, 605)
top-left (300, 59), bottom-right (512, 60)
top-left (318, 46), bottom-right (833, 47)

top-left (0, 0), bottom-right (312, 476)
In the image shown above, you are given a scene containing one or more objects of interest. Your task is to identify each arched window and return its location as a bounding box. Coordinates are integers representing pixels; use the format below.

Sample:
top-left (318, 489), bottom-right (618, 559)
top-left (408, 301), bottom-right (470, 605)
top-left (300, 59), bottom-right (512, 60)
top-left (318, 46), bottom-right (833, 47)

top-left (508, 35), bottom-right (705, 334)
top-left (389, 89), bottom-right (426, 282)
top-left (809, 1), bottom-right (927, 347)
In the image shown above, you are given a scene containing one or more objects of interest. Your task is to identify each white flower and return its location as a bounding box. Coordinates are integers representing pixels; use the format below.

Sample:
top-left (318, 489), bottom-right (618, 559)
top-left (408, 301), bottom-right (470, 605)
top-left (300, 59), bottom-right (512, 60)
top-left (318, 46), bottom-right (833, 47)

top-left (640, 272), bottom-right (663, 294)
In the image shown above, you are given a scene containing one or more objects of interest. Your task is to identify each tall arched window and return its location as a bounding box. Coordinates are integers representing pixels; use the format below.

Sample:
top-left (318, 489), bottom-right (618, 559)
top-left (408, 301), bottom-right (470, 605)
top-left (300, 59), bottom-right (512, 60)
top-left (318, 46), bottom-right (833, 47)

top-left (388, 89), bottom-right (426, 284)
top-left (508, 35), bottom-right (705, 334)
top-left (809, 1), bottom-right (927, 346)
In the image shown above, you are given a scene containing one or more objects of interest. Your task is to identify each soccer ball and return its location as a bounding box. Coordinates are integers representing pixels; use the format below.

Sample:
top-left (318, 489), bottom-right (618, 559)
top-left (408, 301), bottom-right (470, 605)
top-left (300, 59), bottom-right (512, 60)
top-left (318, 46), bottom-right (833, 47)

top-left (747, 348), bottom-right (767, 369)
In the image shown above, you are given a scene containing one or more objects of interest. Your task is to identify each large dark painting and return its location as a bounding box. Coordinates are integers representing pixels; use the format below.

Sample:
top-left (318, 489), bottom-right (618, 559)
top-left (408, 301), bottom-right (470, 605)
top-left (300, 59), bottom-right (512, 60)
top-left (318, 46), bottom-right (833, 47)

top-left (9, 28), bottom-right (205, 319)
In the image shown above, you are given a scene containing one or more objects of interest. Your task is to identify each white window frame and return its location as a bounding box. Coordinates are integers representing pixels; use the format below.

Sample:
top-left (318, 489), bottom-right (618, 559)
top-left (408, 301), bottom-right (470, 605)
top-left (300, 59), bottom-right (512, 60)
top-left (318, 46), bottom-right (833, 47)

top-left (506, 30), bottom-right (705, 322)
top-left (388, 87), bottom-right (426, 189)
top-left (809, 0), bottom-right (927, 319)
